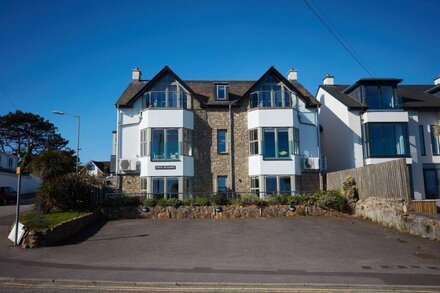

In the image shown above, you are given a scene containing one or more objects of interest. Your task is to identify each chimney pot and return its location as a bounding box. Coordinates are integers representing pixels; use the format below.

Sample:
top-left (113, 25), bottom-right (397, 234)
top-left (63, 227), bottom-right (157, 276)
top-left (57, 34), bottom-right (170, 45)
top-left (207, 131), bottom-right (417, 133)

top-left (287, 68), bottom-right (298, 81)
top-left (323, 74), bottom-right (334, 85)
top-left (434, 74), bottom-right (440, 86)
top-left (132, 67), bottom-right (142, 81)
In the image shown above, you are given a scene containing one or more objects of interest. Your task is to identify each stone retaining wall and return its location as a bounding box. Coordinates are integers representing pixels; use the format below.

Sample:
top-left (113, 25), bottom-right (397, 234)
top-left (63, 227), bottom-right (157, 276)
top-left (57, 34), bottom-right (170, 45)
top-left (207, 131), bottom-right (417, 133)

top-left (21, 212), bottom-right (99, 248)
top-left (355, 197), bottom-right (440, 241)
top-left (100, 204), bottom-right (343, 220)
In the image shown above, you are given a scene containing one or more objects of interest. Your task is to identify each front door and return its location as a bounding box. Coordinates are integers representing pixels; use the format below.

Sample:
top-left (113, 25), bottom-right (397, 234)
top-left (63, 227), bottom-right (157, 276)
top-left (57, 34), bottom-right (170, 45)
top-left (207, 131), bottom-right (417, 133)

top-left (423, 169), bottom-right (439, 199)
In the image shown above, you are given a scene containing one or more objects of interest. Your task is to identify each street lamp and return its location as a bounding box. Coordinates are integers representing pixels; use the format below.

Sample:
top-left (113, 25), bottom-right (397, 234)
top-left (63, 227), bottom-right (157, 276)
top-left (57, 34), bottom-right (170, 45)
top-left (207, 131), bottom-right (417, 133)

top-left (52, 110), bottom-right (81, 171)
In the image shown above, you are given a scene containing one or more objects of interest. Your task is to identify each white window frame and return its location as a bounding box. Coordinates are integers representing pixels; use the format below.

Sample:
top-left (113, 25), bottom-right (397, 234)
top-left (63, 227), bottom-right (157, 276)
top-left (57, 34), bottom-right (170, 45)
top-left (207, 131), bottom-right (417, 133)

top-left (216, 84), bottom-right (228, 100)
top-left (249, 129), bottom-right (259, 155)
top-left (140, 129), bottom-right (148, 157)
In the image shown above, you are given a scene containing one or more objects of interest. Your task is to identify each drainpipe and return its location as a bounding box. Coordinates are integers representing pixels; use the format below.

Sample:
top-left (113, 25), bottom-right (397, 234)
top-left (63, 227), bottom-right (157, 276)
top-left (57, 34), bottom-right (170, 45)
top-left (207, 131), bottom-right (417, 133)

top-left (115, 107), bottom-right (121, 192)
top-left (229, 103), bottom-right (235, 194)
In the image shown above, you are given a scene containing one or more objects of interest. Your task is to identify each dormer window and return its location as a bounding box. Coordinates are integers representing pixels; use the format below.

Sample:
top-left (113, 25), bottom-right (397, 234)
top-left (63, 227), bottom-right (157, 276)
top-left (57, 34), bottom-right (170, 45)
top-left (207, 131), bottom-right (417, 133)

top-left (216, 84), bottom-right (228, 100)
top-left (365, 86), bottom-right (400, 110)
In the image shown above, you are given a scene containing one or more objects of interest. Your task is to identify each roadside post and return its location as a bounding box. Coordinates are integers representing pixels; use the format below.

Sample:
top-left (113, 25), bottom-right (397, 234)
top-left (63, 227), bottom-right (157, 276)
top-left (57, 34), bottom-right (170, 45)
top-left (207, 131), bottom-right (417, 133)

top-left (14, 155), bottom-right (22, 246)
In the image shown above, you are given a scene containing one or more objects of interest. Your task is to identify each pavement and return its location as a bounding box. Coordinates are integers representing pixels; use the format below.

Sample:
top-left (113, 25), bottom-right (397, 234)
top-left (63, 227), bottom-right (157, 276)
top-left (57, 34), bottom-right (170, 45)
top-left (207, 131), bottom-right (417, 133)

top-left (0, 206), bottom-right (439, 291)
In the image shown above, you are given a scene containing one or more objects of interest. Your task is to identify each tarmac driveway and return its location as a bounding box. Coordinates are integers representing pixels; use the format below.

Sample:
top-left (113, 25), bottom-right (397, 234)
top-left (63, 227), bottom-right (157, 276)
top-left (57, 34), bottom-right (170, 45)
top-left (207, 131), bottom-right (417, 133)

top-left (0, 216), bottom-right (439, 287)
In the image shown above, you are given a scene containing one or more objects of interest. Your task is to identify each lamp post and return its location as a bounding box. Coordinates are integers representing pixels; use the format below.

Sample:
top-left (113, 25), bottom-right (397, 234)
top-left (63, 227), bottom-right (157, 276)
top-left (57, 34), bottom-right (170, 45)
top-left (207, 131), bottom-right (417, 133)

top-left (52, 110), bottom-right (81, 171)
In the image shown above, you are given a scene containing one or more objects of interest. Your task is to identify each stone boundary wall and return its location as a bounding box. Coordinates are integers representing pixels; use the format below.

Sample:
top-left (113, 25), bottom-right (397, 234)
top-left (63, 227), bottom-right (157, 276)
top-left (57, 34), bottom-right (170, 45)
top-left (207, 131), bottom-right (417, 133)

top-left (21, 213), bottom-right (99, 248)
top-left (101, 205), bottom-right (343, 220)
top-left (355, 197), bottom-right (440, 241)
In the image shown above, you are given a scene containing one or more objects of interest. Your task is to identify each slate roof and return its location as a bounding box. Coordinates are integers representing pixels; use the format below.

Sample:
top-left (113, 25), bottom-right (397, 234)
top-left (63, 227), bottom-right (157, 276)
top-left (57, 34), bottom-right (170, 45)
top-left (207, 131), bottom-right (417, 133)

top-left (90, 161), bottom-right (110, 173)
top-left (321, 83), bottom-right (440, 110)
top-left (115, 66), bottom-right (319, 108)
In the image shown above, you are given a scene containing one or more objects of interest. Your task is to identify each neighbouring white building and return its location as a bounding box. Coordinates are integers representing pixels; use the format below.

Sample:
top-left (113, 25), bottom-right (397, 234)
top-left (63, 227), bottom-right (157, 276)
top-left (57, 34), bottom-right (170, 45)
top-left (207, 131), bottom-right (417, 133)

top-left (317, 74), bottom-right (440, 205)
top-left (114, 66), bottom-right (322, 198)
top-left (0, 152), bottom-right (41, 194)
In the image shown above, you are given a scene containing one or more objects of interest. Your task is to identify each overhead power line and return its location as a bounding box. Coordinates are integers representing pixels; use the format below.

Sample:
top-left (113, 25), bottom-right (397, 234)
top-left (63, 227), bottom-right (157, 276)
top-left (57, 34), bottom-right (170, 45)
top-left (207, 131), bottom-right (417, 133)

top-left (304, 0), bottom-right (376, 78)
top-left (0, 83), bottom-right (19, 110)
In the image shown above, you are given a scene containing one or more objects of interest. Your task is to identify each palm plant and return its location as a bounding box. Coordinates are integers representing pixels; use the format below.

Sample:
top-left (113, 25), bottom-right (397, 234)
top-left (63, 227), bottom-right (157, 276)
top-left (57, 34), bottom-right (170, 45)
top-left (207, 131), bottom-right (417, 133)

top-left (30, 150), bottom-right (75, 182)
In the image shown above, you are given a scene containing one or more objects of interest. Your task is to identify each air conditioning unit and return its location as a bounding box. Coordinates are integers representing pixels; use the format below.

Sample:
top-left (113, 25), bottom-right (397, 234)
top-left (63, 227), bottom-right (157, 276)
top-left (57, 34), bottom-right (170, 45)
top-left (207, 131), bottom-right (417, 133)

top-left (119, 159), bottom-right (139, 173)
top-left (303, 157), bottom-right (319, 170)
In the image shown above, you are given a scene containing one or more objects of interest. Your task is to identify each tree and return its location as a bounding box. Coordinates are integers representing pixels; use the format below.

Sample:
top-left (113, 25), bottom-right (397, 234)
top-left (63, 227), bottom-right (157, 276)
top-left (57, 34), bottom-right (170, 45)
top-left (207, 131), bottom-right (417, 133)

top-left (0, 110), bottom-right (69, 157)
top-left (30, 150), bottom-right (76, 182)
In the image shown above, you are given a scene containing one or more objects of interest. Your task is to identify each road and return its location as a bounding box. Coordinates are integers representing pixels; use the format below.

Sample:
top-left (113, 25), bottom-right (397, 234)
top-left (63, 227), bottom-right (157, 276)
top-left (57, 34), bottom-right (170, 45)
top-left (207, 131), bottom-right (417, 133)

top-left (0, 213), bottom-right (439, 292)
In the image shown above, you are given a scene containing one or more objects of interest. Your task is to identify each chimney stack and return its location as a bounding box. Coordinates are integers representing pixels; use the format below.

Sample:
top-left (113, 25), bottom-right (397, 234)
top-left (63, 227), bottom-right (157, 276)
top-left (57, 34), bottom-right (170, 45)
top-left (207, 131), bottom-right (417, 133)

top-left (434, 74), bottom-right (440, 86)
top-left (132, 67), bottom-right (142, 81)
top-left (323, 74), bottom-right (334, 85)
top-left (287, 68), bottom-right (298, 81)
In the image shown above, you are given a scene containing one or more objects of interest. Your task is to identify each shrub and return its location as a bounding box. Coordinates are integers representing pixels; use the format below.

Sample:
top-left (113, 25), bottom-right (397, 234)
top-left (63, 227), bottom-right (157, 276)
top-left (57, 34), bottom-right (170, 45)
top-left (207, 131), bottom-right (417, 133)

top-left (156, 198), bottom-right (183, 208)
top-left (37, 173), bottom-right (99, 212)
top-left (181, 199), bottom-right (192, 206)
top-left (342, 176), bottom-right (359, 202)
top-left (235, 194), bottom-right (266, 206)
top-left (30, 150), bottom-right (76, 182)
top-left (102, 195), bottom-right (141, 208)
top-left (266, 194), bottom-right (292, 205)
top-left (316, 190), bottom-right (347, 211)
top-left (143, 198), bottom-right (157, 207)
top-left (211, 193), bottom-right (231, 205)
top-left (290, 193), bottom-right (318, 206)
top-left (192, 197), bottom-right (211, 206)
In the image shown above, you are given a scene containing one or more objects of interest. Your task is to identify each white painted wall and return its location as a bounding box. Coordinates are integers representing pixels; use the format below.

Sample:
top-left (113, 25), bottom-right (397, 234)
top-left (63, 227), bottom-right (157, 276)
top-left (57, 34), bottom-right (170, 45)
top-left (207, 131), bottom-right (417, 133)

top-left (317, 88), bottom-right (361, 172)
top-left (247, 109), bottom-right (295, 129)
top-left (362, 111), bottom-right (409, 123)
top-left (0, 172), bottom-right (41, 194)
top-left (140, 156), bottom-right (194, 177)
top-left (0, 153), bottom-right (17, 171)
top-left (298, 107), bottom-right (320, 158)
top-left (139, 109), bottom-right (194, 129)
top-left (248, 155), bottom-right (300, 176)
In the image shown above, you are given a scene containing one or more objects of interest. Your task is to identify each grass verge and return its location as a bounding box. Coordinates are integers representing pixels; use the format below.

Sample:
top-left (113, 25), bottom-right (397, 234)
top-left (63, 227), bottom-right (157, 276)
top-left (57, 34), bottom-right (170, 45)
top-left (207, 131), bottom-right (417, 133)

top-left (21, 211), bottom-right (89, 230)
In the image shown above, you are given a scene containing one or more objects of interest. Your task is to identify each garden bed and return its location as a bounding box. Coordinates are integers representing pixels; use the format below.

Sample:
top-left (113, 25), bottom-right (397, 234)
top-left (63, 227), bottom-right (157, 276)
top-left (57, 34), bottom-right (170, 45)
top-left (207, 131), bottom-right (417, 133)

top-left (20, 212), bottom-right (99, 248)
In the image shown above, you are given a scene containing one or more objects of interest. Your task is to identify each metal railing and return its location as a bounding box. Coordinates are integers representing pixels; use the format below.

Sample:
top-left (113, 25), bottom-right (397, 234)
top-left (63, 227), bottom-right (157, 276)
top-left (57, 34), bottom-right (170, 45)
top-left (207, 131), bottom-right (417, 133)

top-left (143, 90), bottom-right (189, 109)
top-left (250, 91), bottom-right (296, 109)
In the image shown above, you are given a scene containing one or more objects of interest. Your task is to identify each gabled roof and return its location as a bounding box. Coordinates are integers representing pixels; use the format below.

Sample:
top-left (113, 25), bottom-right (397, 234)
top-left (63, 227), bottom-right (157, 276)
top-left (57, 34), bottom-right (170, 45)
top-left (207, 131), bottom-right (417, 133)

top-left (81, 160), bottom-right (110, 173)
top-left (240, 66), bottom-right (320, 108)
top-left (320, 82), bottom-right (440, 110)
top-left (116, 66), bottom-right (202, 107)
top-left (115, 66), bottom-right (319, 108)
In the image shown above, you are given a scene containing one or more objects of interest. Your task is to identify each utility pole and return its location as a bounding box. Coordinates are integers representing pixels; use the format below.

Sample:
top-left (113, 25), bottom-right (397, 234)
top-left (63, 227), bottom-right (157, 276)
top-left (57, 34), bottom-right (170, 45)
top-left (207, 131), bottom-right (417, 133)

top-left (14, 155), bottom-right (22, 246)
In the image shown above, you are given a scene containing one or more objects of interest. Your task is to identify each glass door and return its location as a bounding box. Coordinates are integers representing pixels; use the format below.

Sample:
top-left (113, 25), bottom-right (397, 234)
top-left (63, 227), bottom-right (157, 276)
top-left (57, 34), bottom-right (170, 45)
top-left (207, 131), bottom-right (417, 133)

top-left (423, 169), bottom-right (439, 199)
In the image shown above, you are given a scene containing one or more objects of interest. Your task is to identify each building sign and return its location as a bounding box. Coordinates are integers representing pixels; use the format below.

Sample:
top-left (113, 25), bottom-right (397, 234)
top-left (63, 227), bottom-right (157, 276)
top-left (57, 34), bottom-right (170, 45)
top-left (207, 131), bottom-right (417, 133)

top-left (155, 165), bottom-right (176, 170)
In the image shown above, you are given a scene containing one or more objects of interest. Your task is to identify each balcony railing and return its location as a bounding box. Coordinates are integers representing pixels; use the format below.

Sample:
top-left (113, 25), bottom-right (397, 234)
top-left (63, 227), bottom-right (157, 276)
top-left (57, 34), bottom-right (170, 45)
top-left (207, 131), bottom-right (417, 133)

top-left (250, 91), bottom-right (296, 109)
top-left (143, 91), bottom-right (189, 109)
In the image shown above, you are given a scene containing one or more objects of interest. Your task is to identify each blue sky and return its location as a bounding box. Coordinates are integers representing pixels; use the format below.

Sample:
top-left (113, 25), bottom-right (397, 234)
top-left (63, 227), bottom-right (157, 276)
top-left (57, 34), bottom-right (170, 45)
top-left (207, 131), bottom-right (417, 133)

top-left (0, 0), bottom-right (439, 163)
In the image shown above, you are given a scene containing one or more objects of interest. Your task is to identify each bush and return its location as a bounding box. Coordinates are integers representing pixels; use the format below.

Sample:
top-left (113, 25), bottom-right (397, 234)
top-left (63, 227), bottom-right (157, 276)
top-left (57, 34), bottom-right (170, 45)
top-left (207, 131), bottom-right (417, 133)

top-left (156, 198), bottom-right (183, 208)
top-left (290, 193), bottom-right (318, 206)
top-left (143, 198), bottom-right (157, 207)
top-left (181, 199), bottom-right (192, 206)
top-left (102, 195), bottom-right (141, 208)
top-left (316, 190), bottom-right (347, 211)
top-left (211, 194), bottom-right (231, 206)
top-left (192, 197), bottom-right (211, 206)
top-left (266, 194), bottom-right (292, 205)
top-left (342, 176), bottom-right (359, 202)
top-left (235, 194), bottom-right (266, 206)
top-left (37, 173), bottom-right (99, 212)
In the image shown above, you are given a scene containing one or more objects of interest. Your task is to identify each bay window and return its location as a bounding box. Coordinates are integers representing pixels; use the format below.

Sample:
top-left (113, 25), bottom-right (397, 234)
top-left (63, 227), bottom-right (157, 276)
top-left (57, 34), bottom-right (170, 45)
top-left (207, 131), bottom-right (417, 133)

top-left (151, 128), bottom-right (179, 160)
top-left (249, 129), bottom-right (259, 155)
top-left (264, 175), bottom-right (292, 195)
top-left (152, 177), bottom-right (179, 199)
top-left (263, 128), bottom-right (290, 159)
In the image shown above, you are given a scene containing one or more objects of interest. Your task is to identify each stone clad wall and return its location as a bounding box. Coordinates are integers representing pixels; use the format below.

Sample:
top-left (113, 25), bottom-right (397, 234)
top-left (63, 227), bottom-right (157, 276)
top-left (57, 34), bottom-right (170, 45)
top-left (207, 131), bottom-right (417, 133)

top-left (120, 174), bottom-right (140, 194)
top-left (356, 197), bottom-right (440, 241)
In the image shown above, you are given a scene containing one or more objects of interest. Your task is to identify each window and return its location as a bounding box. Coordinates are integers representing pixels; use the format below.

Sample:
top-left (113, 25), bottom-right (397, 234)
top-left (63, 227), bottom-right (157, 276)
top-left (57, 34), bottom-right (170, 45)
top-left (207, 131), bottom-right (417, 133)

top-left (250, 177), bottom-right (260, 195)
top-left (423, 168), bottom-right (439, 199)
top-left (264, 175), bottom-right (291, 195)
top-left (143, 75), bottom-right (190, 109)
top-left (217, 176), bottom-right (227, 193)
top-left (364, 86), bottom-right (401, 109)
top-left (140, 177), bottom-right (148, 195)
top-left (8, 158), bottom-right (13, 169)
top-left (364, 123), bottom-right (409, 157)
top-left (263, 128), bottom-right (290, 159)
top-left (265, 176), bottom-right (277, 195)
top-left (419, 125), bottom-right (426, 156)
top-left (216, 84), bottom-right (228, 100)
top-left (140, 129), bottom-right (148, 157)
top-left (292, 128), bottom-right (300, 155)
top-left (249, 129), bottom-right (259, 155)
top-left (279, 176), bottom-right (291, 194)
top-left (183, 128), bottom-right (193, 156)
top-left (249, 80), bottom-right (292, 109)
top-left (430, 125), bottom-right (440, 155)
top-left (87, 164), bottom-right (95, 171)
top-left (217, 129), bottom-right (227, 153)
top-left (151, 129), bottom-right (179, 160)
top-left (152, 177), bottom-right (179, 199)
top-left (152, 177), bottom-right (164, 199)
